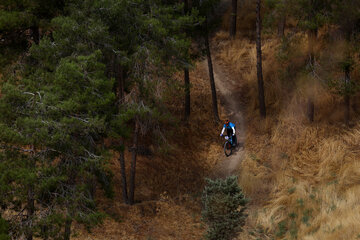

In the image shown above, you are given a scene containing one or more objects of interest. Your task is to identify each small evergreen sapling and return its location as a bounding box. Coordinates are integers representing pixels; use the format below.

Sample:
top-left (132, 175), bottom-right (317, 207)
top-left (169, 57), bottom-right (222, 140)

top-left (201, 176), bottom-right (248, 240)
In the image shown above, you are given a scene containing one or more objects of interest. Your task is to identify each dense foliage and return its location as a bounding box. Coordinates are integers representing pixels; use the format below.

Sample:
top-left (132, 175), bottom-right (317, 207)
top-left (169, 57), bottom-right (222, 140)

top-left (201, 176), bottom-right (248, 240)
top-left (0, 0), bottom-right (200, 238)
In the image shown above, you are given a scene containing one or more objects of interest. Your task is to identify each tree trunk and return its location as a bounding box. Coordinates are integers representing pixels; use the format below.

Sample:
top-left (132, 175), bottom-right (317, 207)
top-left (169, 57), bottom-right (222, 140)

top-left (119, 138), bottom-right (129, 204)
top-left (87, 178), bottom-right (96, 201)
top-left (205, 17), bottom-right (220, 123)
top-left (183, 0), bottom-right (191, 122)
top-left (113, 54), bottom-right (128, 203)
top-left (277, 15), bottom-right (286, 38)
top-left (41, 225), bottom-right (49, 240)
top-left (343, 30), bottom-right (352, 126)
top-left (63, 218), bottom-right (72, 240)
top-left (26, 186), bottom-right (35, 240)
top-left (306, 0), bottom-right (318, 122)
top-left (184, 0), bottom-right (189, 13)
top-left (307, 29), bottom-right (317, 122)
top-left (129, 121), bottom-right (139, 205)
top-left (184, 68), bottom-right (191, 121)
top-left (115, 56), bottom-right (125, 104)
top-left (106, 53), bottom-right (115, 79)
top-left (230, 0), bottom-right (238, 38)
top-left (256, 0), bottom-right (266, 118)
top-left (344, 67), bottom-right (351, 126)
top-left (307, 98), bottom-right (314, 122)
top-left (30, 25), bottom-right (39, 45)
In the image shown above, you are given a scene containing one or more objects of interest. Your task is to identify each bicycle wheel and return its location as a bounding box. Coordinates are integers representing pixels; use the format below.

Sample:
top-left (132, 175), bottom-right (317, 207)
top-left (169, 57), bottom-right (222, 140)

top-left (224, 141), bottom-right (232, 157)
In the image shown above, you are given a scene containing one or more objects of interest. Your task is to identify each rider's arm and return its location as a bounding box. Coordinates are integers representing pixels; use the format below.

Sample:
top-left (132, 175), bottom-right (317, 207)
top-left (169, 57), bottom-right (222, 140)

top-left (221, 127), bottom-right (225, 135)
top-left (231, 126), bottom-right (235, 135)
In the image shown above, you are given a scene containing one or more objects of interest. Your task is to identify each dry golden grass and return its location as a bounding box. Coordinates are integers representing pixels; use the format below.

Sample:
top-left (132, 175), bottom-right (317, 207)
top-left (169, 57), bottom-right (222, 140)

top-left (73, 194), bottom-right (204, 240)
top-left (257, 124), bottom-right (360, 239)
top-left (213, 17), bottom-right (360, 238)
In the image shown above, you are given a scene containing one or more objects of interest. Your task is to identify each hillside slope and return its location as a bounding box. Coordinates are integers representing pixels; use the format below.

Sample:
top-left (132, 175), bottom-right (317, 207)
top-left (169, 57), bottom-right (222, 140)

top-left (211, 27), bottom-right (360, 240)
top-left (74, 1), bottom-right (360, 239)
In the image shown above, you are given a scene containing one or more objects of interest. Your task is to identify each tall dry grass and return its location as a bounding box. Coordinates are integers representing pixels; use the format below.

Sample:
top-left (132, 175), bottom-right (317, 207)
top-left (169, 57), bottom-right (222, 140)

top-left (258, 124), bottom-right (360, 239)
top-left (212, 18), bottom-right (360, 238)
top-left (73, 193), bottom-right (205, 240)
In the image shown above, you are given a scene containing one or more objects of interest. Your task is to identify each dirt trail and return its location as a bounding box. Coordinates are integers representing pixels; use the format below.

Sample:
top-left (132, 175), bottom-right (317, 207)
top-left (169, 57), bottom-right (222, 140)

top-left (200, 0), bottom-right (248, 179)
top-left (207, 60), bottom-right (247, 179)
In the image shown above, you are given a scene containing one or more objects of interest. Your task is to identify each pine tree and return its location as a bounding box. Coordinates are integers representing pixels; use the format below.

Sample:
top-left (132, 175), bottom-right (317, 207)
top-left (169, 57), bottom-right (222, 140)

top-left (70, 0), bottom-right (198, 205)
top-left (202, 176), bottom-right (248, 240)
top-left (0, 0), bottom-right (66, 69)
top-left (0, 1), bottom-right (117, 237)
top-left (1, 6), bottom-right (200, 240)
top-left (0, 49), bottom-right (115, 239)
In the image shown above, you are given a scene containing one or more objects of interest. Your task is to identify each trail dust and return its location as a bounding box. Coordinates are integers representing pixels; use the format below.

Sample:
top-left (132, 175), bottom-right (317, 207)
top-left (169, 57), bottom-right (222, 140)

top-left (205, 59), bottom-right (246, 179)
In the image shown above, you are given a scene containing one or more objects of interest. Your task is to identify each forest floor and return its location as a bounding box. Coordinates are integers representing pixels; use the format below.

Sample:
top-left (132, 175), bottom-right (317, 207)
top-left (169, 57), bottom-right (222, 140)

top-left (72, 57), bottom-right (228, 240)
top-left (71, 40), bottom-right (262, 239)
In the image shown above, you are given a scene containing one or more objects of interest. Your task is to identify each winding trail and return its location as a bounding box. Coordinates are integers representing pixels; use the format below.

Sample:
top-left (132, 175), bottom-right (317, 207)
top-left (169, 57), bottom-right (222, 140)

top-left (208, 60), bottom-right (247, 179)
top-left (200, 0), bottom-right (248, 179)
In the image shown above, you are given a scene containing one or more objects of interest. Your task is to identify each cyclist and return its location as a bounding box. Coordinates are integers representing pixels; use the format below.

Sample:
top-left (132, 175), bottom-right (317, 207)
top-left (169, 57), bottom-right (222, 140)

top-left (220, 119), bottom-right (237, 146)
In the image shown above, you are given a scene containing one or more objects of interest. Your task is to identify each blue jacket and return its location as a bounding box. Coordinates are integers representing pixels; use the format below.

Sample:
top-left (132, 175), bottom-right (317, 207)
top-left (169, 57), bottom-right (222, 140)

top-left (221, 122), bottom-right (236, 136)
top-left (223, 122), bottom-right (235, 129)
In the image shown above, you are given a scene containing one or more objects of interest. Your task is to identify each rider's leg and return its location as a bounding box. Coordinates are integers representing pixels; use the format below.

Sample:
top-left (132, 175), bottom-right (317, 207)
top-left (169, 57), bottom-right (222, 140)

top-left (227, 128), bottom-right (233, 144)
top-left (233, 134), bottom-right (237, 146)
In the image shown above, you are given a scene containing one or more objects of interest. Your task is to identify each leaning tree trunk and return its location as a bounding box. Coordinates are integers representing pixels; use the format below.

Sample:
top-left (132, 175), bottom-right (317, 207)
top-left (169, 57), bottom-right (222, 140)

top-left (230, 0), bottom-right (238, 38)
top-left (344, 66), bottom-right (351, 126)
top-left (256, 0), bottom-right (266, 118)
top-left (205, 17), bottom-right (220, 122)
top-left (343, 31), bottom-right (353, 126)
top-left (129, 121), bottom-right (139, 205)
top-left (184, 68), bottom-right (191, 121)
top-left (307, 29), bottom-right (317, 122)
top-left (183, 0), bottom-right (191, 121)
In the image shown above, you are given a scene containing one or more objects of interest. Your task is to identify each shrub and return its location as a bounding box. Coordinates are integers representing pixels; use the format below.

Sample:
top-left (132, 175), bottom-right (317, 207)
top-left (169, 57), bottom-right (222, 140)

top-left (201, 176), bottom-right (248, 240)
top-left (0, 217), bottom-right (9, 240)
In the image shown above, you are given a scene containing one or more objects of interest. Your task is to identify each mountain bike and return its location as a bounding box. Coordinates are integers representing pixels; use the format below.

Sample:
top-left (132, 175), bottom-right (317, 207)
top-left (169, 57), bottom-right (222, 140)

top-left (223, 135), bottom-right (235, 157)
